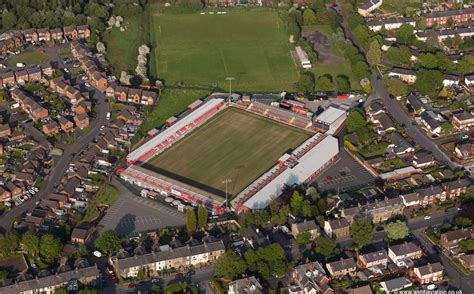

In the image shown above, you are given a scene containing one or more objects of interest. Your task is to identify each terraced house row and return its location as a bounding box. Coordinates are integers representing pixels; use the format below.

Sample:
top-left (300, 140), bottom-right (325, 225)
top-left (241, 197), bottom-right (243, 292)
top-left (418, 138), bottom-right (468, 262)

top-left (0, 63), bottom-right (53, 88)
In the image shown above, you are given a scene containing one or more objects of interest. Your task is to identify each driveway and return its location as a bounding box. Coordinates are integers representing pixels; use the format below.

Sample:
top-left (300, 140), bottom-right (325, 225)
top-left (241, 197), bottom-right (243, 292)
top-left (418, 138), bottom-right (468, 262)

top-left (0, 88), bottom-right (110, 232)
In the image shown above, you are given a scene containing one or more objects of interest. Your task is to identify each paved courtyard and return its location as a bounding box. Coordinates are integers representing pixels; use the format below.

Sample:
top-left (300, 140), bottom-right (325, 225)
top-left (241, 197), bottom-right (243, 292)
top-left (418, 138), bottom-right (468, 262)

top-left (313, 149), bottom-right (376, 193)
top-left (98, 179), bottom-right (185, 236)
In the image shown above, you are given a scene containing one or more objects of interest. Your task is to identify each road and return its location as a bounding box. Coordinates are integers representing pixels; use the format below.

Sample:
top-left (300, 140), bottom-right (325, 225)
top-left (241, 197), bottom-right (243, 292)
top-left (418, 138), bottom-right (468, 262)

top-left (332, 3), bottom-right (462, 172)
top-left (0, 88), bottom-right (109, 232)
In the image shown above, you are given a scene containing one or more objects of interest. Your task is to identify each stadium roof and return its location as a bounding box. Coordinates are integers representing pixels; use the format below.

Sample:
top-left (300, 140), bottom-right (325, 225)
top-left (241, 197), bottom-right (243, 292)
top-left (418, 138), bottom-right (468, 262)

top-left (315, 106), bottom-right (347, 125)
top-left (127, 98), bottom-right (224, 162)
top-left (240, 135), bottom-right (339, 210)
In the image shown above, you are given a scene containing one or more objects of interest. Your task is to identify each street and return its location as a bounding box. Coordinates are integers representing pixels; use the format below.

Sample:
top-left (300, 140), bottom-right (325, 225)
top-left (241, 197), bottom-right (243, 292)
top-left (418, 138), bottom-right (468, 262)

top-left (0, 88), bottom-right (110, 232)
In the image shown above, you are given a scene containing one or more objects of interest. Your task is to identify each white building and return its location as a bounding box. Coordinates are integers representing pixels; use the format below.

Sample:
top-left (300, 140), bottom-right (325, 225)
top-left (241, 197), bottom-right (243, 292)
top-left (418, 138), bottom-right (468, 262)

top-left (295, 46), bottom-right (312, 69)
top-left (313, 106), bottom-right (347, 135)
top-left (442, 74), bottom-right (460, 86)
top-left (465, 74), bottom-right (474, 87)
top-left (367, 17), bottom-right (416, 32)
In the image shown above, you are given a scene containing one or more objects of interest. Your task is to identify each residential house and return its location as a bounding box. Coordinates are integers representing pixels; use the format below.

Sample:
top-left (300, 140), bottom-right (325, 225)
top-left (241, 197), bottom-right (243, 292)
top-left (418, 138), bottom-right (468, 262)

top-left (388, 68), bottom-right (417, 84)
top-left (442, 178), bottom-right (471, 199)
top-left (228, 277), bottom-right (263, 294)
top-left (357, 250), bottom-right (388, 269)
top-left (291, 220), bottom-right (320, 240)
top-left (424, 8), bottom-right (474, 27)
top-left (0, 124), bottom-right (11, 137)
top-left (371, 113), bottom-right (396, 135)
top-left (454, 142), bottom-right (474, 160)
top-left (75, 101), bottom-right (89, 115)
top-left (90, 71), bottom-right (107, 91)
top-left (114, 86), bottom-right (129, 103)
top-left (128, 88), bottom-right (142, 104)
top-left (37, 28), bottom-right (51, 42)
top-left (440, 228), bottom-right (473, 251)
top-left (443, 74), bottom-right (460, 86)
top-left (288, 261), bottom-right (332, 294)
top-left (64, 26), bottom-right (78, 39)
top-left (11, 89), bottom-right (48, 121)
top-left (15, 70), bottom-right (29, 83)
top-left (388, 242), bottom-right (423, 267)
top-left (22, 29), bottom-right (38, 43)
top-left (379, 277), bottom-right (412, 293)
top-left (77, 25), bottom-right (91, 39)
top-left (451, 111), bottom-right (474, 130)
top-left (243, 226), bottom-right (270, 249)
top-left (40, 63), bottom-right (53, 77)
top-left (412, 151), bottom-right (436, 168)
top-left (413, 262), bottom-right (444, 284)
top-left (111, 240), bottom-right (225, 278)
top-left (401, 192), bottom-right (420, 207)
top-left (50, 28), bottom-right (64, 40)
top-left (0, 187), bottom-right (11, 201)
top-left (366, 101), bottom-right (385, 119)
top-left (326, 257), bottom-right (357, 278)
top-left (0, 71), bottom-right (16, 87)
top-left (341, 197), bottom-right (404, 224)
top-left (420, 111), bottom-right (442, 136)
top-left (465, 74), bottom-right (474, 87)
top-left (417, 185), bottom-right (446, 206)
top-left (58, 117), bottom-right (74, 133)
top-left (347, 285), bottom-right (373, 294)
top-left (74, 114), bottom-right (89, 129)
top-left (386, 132), bottom-right (414, 156)
top-left (48, 194), bottom-right (68, 208)
top-left (141, 90), bottom-right (158, 105)
top-left (71, 223), bottom-right (94, 244)
top-left (14, 172), bottom-right (35, 186)
top-left (367, 17), bottom-right (415, 32)
top-left (459, 254), bottom-right (474, 271)
top-left (324, 218), bottom-right (350, 239)
top-left (42, 122), bottom-right (59, 136)
top-left (6, 182), bottom-right (22, 199)
top-left (358, 0), bottom-right (383, 17)
top-left (27, 67), bottom-right (42, 81)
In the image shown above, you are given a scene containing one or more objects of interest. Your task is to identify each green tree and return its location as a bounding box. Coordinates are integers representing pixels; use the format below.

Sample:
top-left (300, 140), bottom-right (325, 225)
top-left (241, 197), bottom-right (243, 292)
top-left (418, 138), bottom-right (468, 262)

top-left (303, 9), bottom-right (317, 26)
top-left (415, 69), bottom-right (443, 97)
top-left (353, 61), bottom-right (369, 80)
top-left (290, 191), bottom-right (304, 216)
top-left (0, 270), bottom-right (7, 279)
top-left (302, 200), bottom-right (312, 218)
top-left (350, 218), bottom-right (373, 249)
top-left (136, 267), bottom-right (148, 281)
top-left (461, 185), bottom-right (474, 203)
top-left (367, 40), bottom-right (381, 66)
top-left (21, 231), bottom-right (39, 257)
top-left (397, 24), bottom-right (415, 44)
top-left (336, 75), bottom-right (351, 92)
top-left (40, 234), bottom-right (61, 262)
top-left (186, 209), bottom-right (197, 234)
top-left (215, 251), bottom-right (247, 280)
top-left (317, 198), bottom-right (327, 214)
top-left (384, 46), bottom-right (412, 65)
top-left (460, 239), bottom-right (474, 251)
top-left (315, 75), bottom-right (334, 91)
top-left (418, 53), bottom-right (438, 69)
top-left (384, 221), bottom-right (409, 241)
top-left (353, 24), bottom-right (370, 47)
top-left (2, 10), bottom-right (17, 29)
top-left (314, 236), bottom-right (335, 260)
top-left (0, 232), bottom-right (19, 256)
top-left (296, 232), bottom-right (312, 246)
top-left (94, 231), bottom-right (121, 255)
top-left (197, 205), bottom-right (208, 229)
top-left (245, 243), bottom-right (287, 279)
top-left (346, 110), bottom-right (367, 133)
top-left (295, 71), bottom-right (315, 92)
top-left (384, 77), bottom-right (409, 97)
top-left (456, 217), bottom-right (473, 228)
top-left (441, 122), bottom-right (454, 135)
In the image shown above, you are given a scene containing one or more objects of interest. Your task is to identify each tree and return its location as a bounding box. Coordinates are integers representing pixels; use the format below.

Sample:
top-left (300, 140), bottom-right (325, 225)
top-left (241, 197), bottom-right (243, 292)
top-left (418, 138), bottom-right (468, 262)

top-left (302, 200), bottom-right (312, 218)
top-left (397, 24), bottom-right (415, 44)
top-left (244, 244), bottom-right (287, 279)
top-left (461, 185), bottom-right (474, 203)
top-left (367, 40), bottom-right (381, 66)
top-left (317, 198), bottom-right (327, 214)
top-left (0, 270), bottom-right (7, 279)
top-left (455, 217), bottom-right (473, 228)
top-left (186, 209), bottom-right (197, 234)
top-left (94, 231), bottom-right (121, 255)
top-left (295, 71), bottom-right (315, 92)
top-left (460, 239), bottom-right (474, 251)
top-left (296, 232), bottom-right (312, 246)
top-left (136, 267), bottom-right (148, 280)
top-left (418, 53), bottom-right (438, 69)
top-left (336, 75), bottom-right (351, 92)
top-left (303, 9), bottom-right (317, 26)
top-left (350, 218), bottom-right (373, 249)
top-left (290, 191), bottom-right (304, 216)
top-left (96, 42), bottom-right (106, 54)
top-left (198, 205), bottom-right (208, 229)
top-left (415, 69), bottom-right (443, 97)
top-left (314, 236), bottom-right (335, 260)
top-left (352, 61), bottom-right (369, 80)
top-left (21, 231), bottom-right (39, 257)
top-left (2, 10), bottom-right (17, 29)
top-left (0, 232), bottom-right (18, 256)
top-left (441, 122), bottom-right (454, 135)
top-left (384, 46), bottom-right (411, 65)
top-left (346, 110), bottom-right (367, 133)
top-left (40, 234), bottom-right (61, 262)
top-left (315, 75), bottom-right (334, 91)
top-left (384, 221), bottom-right (409, 241)
top-left (384, 77), bottom-right (409, 97)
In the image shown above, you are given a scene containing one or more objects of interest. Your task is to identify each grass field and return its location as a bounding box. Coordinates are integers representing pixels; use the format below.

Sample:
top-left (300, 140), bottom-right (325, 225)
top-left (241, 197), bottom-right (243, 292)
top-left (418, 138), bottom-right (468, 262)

top-left (150, 9), bottom-right (299, 92)
top-left (9, 51), bottom-right (51, 67)
top-left (146, 107), bottom-right (310, 197)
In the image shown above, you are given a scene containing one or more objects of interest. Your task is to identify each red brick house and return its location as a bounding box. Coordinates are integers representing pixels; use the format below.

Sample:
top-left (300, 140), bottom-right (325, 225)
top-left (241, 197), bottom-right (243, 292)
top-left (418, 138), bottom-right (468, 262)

top-left (413, 262), bottom-right (444, 284)
top-left (37, 28), bottom-right (51, 42)
top-left (440, 228), bottom-right (473, 251)
top-left (74, 114), bottom-right (89, 129)
top-left (90, 71), bottom-right (107, 91)
top-left (425, 8), bottom-right (474, 27)
top-left (15, 70), bottom-right (29, 82)
top-left (22, 29), bottom-right (38, 43)
top-left (77, 25), bottom-right (91, 39)
top-left (50, 28), bottom-right (64, 41)
top-left (42, 121), bottom-right (59, 136)
top-left (141, 90), bottom-right (158, 105)
top-left (58, 117), bottom-right (74, 133)
top-left (63, 26), bottom-right (78, 39)
top-left (451, 111), bottom-right (474, 131)
top-left (0, 124), bottom-right (11, 137)
top-left (115, 86), bottom-right (129, 103)
top-left (442, 178), bottom-right (471, 199)
top-left (128, 88), bottom-right (142, 104)
top-left (0, 71), bottom-right (15, 87)
top-left (27, 67), bottom-right (42, 81)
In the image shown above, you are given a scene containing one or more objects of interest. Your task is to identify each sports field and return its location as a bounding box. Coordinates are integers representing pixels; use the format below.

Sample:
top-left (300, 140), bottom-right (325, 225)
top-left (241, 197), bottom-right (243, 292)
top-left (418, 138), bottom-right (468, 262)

top-left (144, 107), bottom-right (310, 198)
top-left (150, 9), bottom-right (299, 92)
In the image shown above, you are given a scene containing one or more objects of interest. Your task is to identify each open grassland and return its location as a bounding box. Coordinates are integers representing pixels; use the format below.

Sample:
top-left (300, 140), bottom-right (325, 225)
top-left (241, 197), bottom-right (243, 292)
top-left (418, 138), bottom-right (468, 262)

top-left (9, 51), bottom-right (51, 67)
top-left (150, 9), bottom-right (299, 92)
top-left (146, 107), bottom-right (310, 197)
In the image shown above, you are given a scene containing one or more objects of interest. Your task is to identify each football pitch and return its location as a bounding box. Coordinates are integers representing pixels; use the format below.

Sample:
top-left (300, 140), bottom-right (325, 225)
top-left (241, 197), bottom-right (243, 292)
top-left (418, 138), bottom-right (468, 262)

top-left (144, 107), bottom-right (310, 198)
top-left (150, 9), bottom-right (299, 92)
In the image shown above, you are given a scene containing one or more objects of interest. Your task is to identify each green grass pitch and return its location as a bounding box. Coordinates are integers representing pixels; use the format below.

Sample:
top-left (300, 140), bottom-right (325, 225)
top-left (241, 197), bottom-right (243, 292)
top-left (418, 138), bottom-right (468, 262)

top-left (145, 107), bottom-right (310, 198)
top-left (150, 9), bottom-right (299, 92)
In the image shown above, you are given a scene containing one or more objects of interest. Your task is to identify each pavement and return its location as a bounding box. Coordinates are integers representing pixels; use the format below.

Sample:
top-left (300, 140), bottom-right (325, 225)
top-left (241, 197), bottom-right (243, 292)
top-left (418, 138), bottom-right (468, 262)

top-left (98, 177), bottom-right (185, 236)
top-left (0, 88), bottom-right (110, 232)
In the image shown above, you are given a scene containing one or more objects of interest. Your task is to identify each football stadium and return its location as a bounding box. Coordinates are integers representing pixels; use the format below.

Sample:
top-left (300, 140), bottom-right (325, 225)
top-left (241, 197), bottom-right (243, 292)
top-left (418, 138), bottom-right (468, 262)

top-left (120, 95), bottom-right (340, 215)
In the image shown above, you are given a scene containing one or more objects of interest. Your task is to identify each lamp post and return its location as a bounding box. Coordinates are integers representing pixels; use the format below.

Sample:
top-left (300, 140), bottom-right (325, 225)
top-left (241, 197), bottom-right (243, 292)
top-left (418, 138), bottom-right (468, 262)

top-left (225, 77), bottom-right (235, 101)
top-left (222, 178), bottom-right (232, 210)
